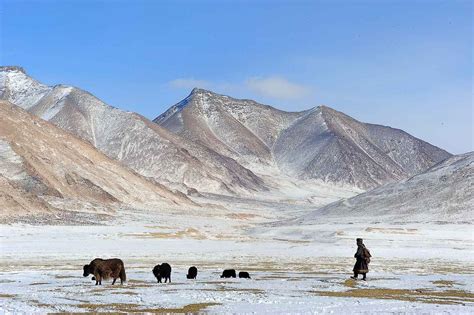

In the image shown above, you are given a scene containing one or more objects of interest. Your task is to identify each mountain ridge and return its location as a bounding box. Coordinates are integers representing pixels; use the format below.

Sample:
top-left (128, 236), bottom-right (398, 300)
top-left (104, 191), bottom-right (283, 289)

top-left (0, 100), bottom-right (195, 221)
top-left (156, 88), bottom-right (451, 189)
top-left (291, 151), bottom-right (474, 223)
top-left (0, 67), bottom-right (268, 195)
top-left (0, 66), bottom-right (452, 194)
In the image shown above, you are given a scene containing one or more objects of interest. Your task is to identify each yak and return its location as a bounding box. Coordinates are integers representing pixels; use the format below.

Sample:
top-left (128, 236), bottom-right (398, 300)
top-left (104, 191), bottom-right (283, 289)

top-left (187, 266), bottom-right (198, 279)
top-left (152, 263), bottom-right (172, 283)
top-left (238, 271), bottom-right (251, 279)
top-left (83, 258), bottom-right (126, 285)
top-left (220, 269), bottom-right (236, 278)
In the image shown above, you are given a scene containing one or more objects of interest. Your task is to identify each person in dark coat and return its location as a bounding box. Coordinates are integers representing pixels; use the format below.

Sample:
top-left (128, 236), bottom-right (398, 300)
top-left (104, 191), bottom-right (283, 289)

top-left (351, 238), bottom-right (371, 280)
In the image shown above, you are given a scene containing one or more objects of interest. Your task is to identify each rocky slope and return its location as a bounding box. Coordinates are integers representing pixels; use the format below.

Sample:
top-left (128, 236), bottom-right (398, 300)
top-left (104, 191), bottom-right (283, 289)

top-left (292, 152), bottom-right (473, 223)
top-left (156, 89), bottom-right (451, 189)
top-left (155, 88), bottom-right (304, 165)
top-left (0, 66), bottom-right (452, 196)
top-left (0, 101), bottom-right (193, 220)
top-left (274, 105), bottom-right (451, 189)
top-left (0, 67), bottom-right (266, 195)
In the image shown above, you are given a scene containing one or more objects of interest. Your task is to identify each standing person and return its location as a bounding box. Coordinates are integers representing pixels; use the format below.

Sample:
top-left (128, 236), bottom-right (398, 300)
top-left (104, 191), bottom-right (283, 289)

top-left (351, 238), bottom-right (371, 280)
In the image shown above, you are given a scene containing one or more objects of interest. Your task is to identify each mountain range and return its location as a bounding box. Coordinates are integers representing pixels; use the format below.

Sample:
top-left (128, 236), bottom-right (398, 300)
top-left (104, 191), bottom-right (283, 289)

top-left (155, 88), bottom-right (451, 189)
top-left (0, 67), bottom-right (265, 196)
top-left (292, 151), bottom-right (473, 223)
top-left (0, 100), bottom-right (192, 222)
top-left (1, 65), bottom-right (467, 222)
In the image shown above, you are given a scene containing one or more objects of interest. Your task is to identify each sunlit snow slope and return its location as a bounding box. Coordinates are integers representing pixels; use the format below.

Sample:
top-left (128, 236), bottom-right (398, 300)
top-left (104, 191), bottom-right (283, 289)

top-left (0, 101), bottom-right (193, 220)
top-left (293, 152), bottom-right (473, 223)
top-left (0, 67), bottom-right (266, 196)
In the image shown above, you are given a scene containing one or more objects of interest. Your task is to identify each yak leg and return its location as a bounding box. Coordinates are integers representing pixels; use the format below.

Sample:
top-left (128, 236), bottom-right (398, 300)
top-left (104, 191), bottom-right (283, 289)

top-left (112, 278), bottom-right (117, 285)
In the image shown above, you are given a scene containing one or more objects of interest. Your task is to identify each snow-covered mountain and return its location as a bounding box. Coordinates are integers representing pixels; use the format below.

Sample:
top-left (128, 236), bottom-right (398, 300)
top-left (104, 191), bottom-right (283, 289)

top-left (155, 88), bottom-right (303, 165)
top-left (0, 100), bottom-right (193, 220)
top-left (0, 66), bottom-right (452, 198)
top-left (156, 89), bottom-right (451, 189)
top-left (293, 152), bottom-right (473, 223)
top-left (274, 105), bottom-right (451, 189)
top-left (0, 67), bottom-right (266, 195)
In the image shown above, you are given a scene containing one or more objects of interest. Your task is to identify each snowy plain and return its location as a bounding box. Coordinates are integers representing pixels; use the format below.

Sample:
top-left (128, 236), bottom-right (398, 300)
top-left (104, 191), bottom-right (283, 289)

top-left (1, 205), bottom-right (473, 314)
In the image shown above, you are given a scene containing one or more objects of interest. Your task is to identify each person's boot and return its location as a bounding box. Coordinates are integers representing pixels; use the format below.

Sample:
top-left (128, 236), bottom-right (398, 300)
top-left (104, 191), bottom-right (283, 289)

top-left (350, 272), bottom-right (358, 280)
top-left (362, 273), bottom-right (366, 281)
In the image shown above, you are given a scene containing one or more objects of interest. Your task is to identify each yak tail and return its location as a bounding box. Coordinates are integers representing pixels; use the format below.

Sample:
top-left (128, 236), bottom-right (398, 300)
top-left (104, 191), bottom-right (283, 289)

top-left (120, 267), bottom-right (127, 282)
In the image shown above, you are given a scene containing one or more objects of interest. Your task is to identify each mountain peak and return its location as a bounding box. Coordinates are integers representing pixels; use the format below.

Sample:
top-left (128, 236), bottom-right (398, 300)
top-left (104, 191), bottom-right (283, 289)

top-left (302, 105), bottom-right (340, 120)
top-left (317, 104), bottom-right (338, 113)
top-left (190, 87), bottom-right (208, 94)
top-left (189, 87), bottom-right (220, 98)
top-left (317, 104), bottom-right (353, 122)
top-left (0, 66), bottom-right (26, 74)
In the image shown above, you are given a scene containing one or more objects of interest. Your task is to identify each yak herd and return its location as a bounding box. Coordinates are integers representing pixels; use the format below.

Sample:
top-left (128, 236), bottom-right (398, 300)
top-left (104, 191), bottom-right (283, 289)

top-left (83, 258), bottom-right (251, 285)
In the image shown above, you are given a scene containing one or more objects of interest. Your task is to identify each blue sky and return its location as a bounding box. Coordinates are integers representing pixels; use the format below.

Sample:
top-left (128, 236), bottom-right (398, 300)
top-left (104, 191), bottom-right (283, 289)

top-left (1, 0), bottom-right (472, 153)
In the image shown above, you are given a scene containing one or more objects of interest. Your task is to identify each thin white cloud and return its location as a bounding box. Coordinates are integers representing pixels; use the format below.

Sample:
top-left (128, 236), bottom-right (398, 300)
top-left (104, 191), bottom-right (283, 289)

top-left (166, 76), bottom-right (312, 101)
top-left (245, 76), bottom-right (310, 100)
top-left (168, 78), bottom-right (211, 89)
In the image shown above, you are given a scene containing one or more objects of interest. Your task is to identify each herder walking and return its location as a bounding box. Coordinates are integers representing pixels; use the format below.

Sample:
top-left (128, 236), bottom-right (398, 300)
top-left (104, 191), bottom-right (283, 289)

top-left (351, 238), bottom-right (371, 281)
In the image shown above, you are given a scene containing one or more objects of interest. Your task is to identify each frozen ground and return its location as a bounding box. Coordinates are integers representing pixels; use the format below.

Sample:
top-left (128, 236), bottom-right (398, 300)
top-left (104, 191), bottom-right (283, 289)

top-left (1, 209), bottom-right (473, 314)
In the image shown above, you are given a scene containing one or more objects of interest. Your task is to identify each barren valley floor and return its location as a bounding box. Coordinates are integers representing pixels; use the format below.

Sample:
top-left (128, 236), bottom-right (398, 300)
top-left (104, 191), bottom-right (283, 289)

top-left (1, 210), bottom-right (473, 314)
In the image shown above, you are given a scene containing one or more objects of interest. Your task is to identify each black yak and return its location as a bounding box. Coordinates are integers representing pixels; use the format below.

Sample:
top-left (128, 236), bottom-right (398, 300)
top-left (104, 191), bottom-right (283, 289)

top-left (220, 269), bottom-right (236, 278)
top-left (187, 266), bottom-right (198, 279)
top-left (152, 263), bottom-right (172, 283)
top-left (238, 271), bottom-right (251, 279)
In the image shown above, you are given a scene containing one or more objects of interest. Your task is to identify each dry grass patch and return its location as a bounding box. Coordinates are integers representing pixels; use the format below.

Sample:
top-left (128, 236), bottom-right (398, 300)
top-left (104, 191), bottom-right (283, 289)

top-left (0, 293), bottom-right (16, 298)
top-left (128, 279), bottom-right (148, 284)
top-left (432, 280), bottom-right (461, 287)
top-left (30, 282), bottom-right (50, 286)
top-left (125, 228), bottom-right (206, 240)
top-left (0, 279), bottom-right (15, 283)
top-left (365, 227), bottom-right (418, 234)
top-left (272, 238), bottom-right (311, 244)
top-left (111, 291), bottom-right (139, 295)
top-left (431, 266), bottom-right (474, 275)
top-left (54, 275), bottom-right (76, 279)
top-left (343, 279), bottom-right (357, 288)
top-left (312, 288), bottom-right (474, 305)
top-left (75, 302), bottom-right (219, 313)
top-left (144, 225), bottom-right (169, 229)
top-left (225, 213), bottom-right (260, 220)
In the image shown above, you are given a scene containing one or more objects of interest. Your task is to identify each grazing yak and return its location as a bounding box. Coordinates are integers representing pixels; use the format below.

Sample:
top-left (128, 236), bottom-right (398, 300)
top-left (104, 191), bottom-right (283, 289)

top-left (220, 269), bottom-right (236, 278)
top-left (83, 258), bottom-right (126, 285)
top-left (187, 266), bottom-right (198, 279)
top-left (239, 271), bottom-right (251, 279)
top-left (152, 263), bottom-right (172, 283)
